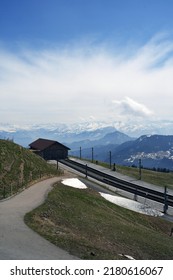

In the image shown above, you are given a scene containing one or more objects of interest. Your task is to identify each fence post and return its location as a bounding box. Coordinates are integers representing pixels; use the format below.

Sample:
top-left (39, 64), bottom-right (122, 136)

top-left (112, 163), bottom-right (116, 171)
top-left (134, 187), bottom-right (138, 201)
top-left (109, 151), bottom-right (112, 169)
top-left (80, 147), bottom-right (82, 159)
top-left (3, 186), bottom-right (6, 198)
top-left (91, 147), bottom-right (94, 163)
top-left (139, 159), bottom-right (142, 180)
top-left (163, 186), bottom-right (168, 214)
top-left (85, 164), bottom-right (88, 178)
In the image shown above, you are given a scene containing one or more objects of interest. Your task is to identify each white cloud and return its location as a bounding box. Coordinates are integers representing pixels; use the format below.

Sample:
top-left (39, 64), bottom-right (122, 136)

top-left (0, 34), bottom-right (173, 124)
top-left (112, 97), bottom-right (154, 118)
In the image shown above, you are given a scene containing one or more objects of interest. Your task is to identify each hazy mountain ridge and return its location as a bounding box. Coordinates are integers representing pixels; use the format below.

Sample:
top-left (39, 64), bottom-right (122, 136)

top-left (1, 122), bottom-right (173, 170)
top-left (1, 118), bottom-right (173, 142)
top-left (0, 123), bottom-right (117, 146)
top-left (110, 135), bottom-right (173, 170)
top-left (71, 134), bottom-right (173, 171)
top-left (68, 131), bottom-right (133, 151)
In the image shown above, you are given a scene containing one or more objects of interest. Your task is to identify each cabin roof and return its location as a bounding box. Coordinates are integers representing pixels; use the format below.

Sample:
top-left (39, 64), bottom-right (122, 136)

top-left (29, 138), bottom-right (70, 151)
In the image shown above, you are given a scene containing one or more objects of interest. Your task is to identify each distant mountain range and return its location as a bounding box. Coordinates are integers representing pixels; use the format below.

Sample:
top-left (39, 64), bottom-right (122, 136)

top-left (0, 123), bottom-right (118, 147)
top-left (110, 135), bottom-right (173, 171)
top-left (1, 122), bottom-right (173, 170)
top-left (68, 130), bottom-right (133, 150)
top-left (71, 133), bottom-right (173, 171)
top-left (1, 118), bottom-right (173, 143)
top-left (70, 130), bottom-right (133, 160)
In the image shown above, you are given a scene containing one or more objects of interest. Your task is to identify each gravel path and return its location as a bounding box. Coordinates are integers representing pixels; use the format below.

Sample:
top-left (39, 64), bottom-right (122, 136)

top-left (0, 177), bottom-right (79, 260)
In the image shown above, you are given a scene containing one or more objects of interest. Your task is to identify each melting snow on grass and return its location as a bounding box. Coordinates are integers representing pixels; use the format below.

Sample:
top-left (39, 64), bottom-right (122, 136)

top-left (61, 178), bottom-right (163, 217)
top-left (99, 193), bottom-right (164, 217)
top-left (62, 178), bottom-right (87, 189)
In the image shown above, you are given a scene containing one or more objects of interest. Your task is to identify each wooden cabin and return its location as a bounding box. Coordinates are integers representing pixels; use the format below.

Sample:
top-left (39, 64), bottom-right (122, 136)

top-left (29, 138), bottom-right (70, 160)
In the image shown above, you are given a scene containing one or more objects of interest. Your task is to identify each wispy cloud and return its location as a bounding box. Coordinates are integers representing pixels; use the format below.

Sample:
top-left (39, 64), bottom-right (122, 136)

top-left (112, 97), bottom-right (154, 118)
top-left (0, 34), bottom-right (173, 124)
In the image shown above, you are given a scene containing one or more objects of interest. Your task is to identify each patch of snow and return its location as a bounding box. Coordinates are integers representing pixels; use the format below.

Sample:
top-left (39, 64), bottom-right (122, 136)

top-left (99, 193), bottom-right (164, 217)
top-left (119, 254), bottom-right (135, 260)
top-left (62, 178), bottom-right (87, 189)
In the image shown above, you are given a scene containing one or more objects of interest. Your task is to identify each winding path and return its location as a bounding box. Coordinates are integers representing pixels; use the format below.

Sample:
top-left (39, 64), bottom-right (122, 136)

top-left (0, 177), bottom-right (79, 260)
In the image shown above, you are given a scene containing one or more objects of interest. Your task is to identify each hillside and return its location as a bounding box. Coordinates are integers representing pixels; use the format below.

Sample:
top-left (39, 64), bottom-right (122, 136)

top-left (0, 139), bottom-right (61, 199)
top-left (25, 181), bottom-right (173, 259)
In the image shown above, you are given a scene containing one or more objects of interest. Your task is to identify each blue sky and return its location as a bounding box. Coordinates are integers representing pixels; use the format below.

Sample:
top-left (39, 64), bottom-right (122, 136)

top-left (1, 0), bottom-right (173, 125)
top-left (1, 0), bottom-right (173, 47)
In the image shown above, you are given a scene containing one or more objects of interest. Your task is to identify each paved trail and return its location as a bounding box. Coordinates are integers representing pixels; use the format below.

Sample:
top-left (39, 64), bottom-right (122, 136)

top-left (0, 177), bottom-right (79, 260)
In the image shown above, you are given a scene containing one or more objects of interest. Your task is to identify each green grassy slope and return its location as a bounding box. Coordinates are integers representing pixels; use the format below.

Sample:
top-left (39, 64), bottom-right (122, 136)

top-left (116, 165), bottom-right (173, 190)
top-left (0, 139), bottom-right (61, 199)
top-left (25, 182), bottom-right (173, 260)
